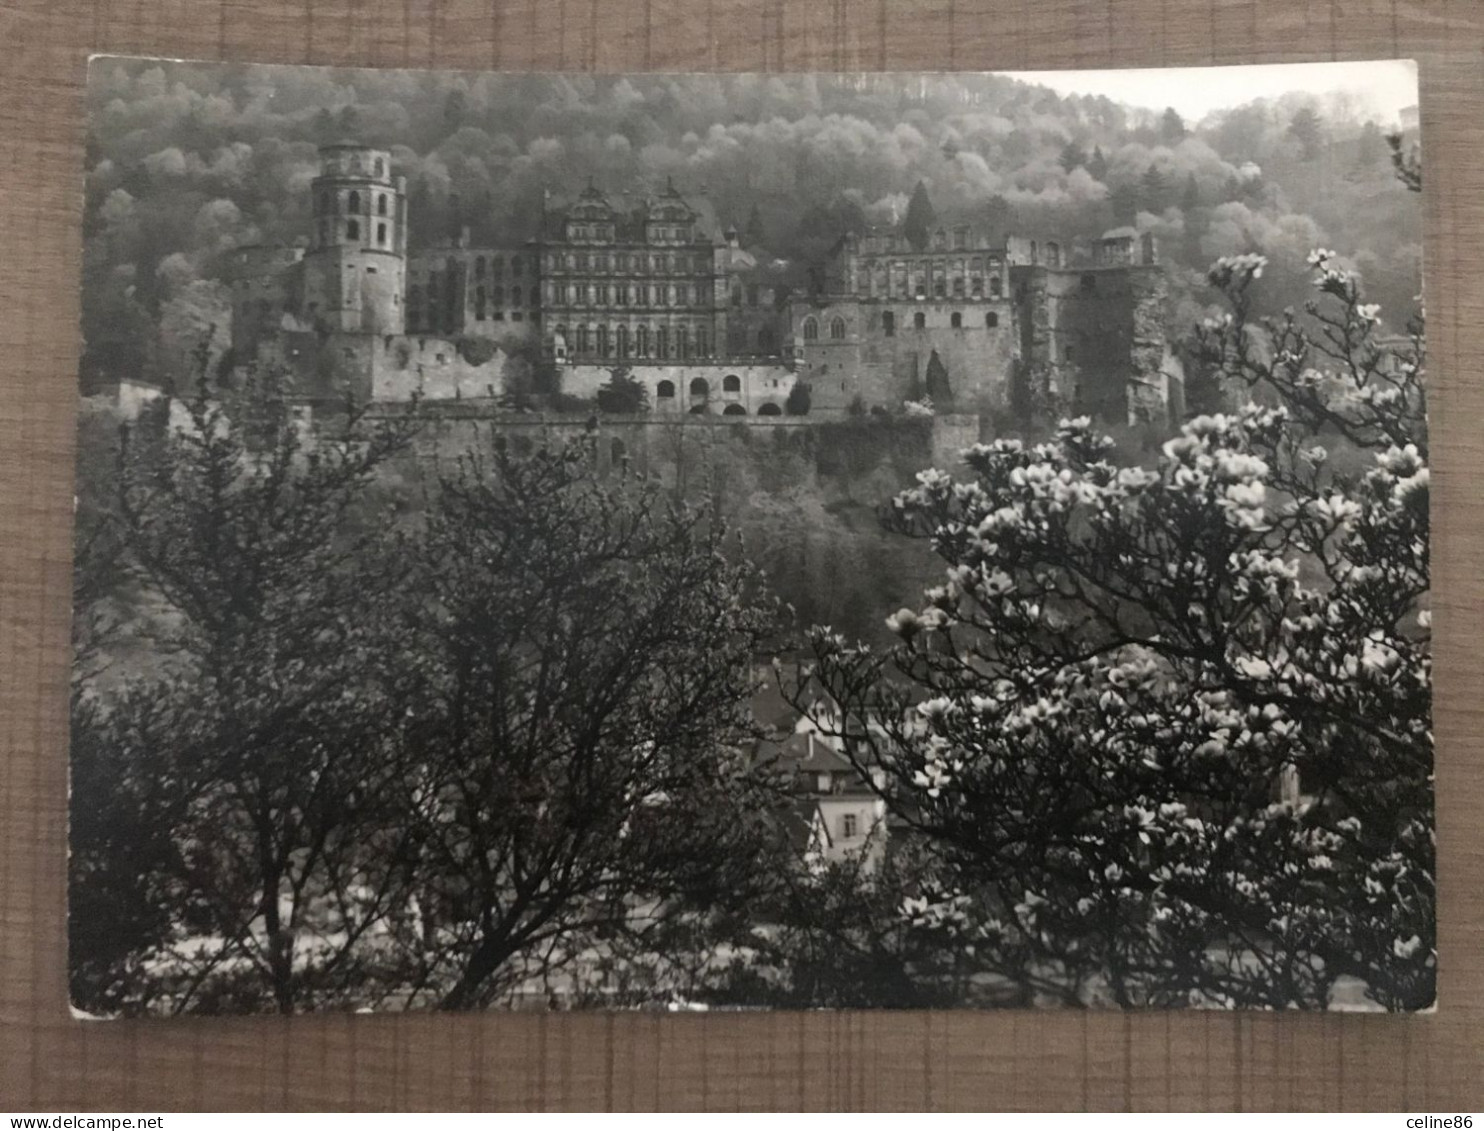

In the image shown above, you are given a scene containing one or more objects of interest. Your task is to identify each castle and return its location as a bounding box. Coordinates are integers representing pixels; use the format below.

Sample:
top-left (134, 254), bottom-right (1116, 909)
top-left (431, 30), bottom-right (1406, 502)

top-left (223, 143), bottom-right (1179, 424)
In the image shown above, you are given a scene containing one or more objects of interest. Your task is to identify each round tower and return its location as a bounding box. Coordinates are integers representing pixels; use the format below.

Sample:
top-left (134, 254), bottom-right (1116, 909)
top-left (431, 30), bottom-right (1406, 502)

top-left (301, 143), bottom-right (407, 334)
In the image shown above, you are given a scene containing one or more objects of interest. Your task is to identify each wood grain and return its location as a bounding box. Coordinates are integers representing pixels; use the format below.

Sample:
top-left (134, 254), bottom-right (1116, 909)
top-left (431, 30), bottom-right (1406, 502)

top-left (2, 0), bottom-right (1481, 1111)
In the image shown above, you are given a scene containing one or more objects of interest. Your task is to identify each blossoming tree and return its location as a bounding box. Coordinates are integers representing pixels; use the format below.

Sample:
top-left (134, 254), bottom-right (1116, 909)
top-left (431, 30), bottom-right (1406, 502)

top-left (797, 251), bottom-right (1432, 1009)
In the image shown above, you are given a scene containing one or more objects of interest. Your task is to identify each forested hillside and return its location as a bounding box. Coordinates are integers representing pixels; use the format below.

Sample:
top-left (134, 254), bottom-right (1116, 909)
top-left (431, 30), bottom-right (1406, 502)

top-left (82, 62), bottom-right (1420, 392)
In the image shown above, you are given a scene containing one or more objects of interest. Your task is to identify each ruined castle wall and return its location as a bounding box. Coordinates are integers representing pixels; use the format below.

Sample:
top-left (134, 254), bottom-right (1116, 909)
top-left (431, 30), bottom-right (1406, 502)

top-left (371, 335), bottom-right (509, 402)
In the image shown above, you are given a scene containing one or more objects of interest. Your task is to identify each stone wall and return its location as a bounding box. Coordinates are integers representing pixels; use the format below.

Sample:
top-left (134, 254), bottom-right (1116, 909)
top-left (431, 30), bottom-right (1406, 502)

top-left (559, 361), bottom-right (797, 416)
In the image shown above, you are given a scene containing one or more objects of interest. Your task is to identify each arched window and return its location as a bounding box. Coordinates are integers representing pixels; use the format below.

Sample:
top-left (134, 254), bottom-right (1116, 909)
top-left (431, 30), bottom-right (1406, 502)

top-left (576, 325), bottom-right (590, 354)
top-left (829, 317), bottom-right (846, 340)
top-left (802, 317), bottom-right (819, 341)
top-left (597, 325), bottom-right (609, 356)
top-left (696, 327), bottom-right (708, 356)
top-left (656, 326), bottom-right (668, 357)
top-left (677, 326), bottom-right (690, 358)
top-left (475, 286), bottom-right (487, 320)
top-left (723, 403), bottom-right (747, 416)
top-left (990, 276), bottom-right (1003, 298)
top-left (378, 195), bottom-right (388, 216)
top-left (616, 325), bottom-right (629, 358)
top-left (881, 311), bottom-right (895, 337)
top-left (348, 191), bottom-right (360, 214)
top-left (689, 377), bottom-right (709, 399)
top-left (636, 325), bottom-right (650, 356)
top-left (377, 223), bottom-right (387, 245)
top-left (346, 219), bottom-right (360, 240)
top-left (986, 312), bottom-right (999, 328)
top-left (914, 311), bottom-right (926, 330)
top-left (492, 256), bottom-right (504, 276)
top-left (934, 278), bottom-right (946, 298)
top-left (950, 312), bottom-right (962, 329)
top-left (374, 158), bottom-right (384, 177)
top-left (723, 373), bottom-right (741, 393)
top-left (758, 402), bottom-right (782, 416)
top-left (657, 380), bottom-right (676, 400)
top-left (492, 286), bottom-right (504, 307)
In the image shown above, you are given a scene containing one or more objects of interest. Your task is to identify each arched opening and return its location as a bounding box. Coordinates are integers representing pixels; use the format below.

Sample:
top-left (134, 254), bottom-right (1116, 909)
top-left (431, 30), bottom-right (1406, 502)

top-left (636, 325), bottom-right (650, 356)
top-left (830, 317), bottom-right (846, 340)
top-left (657, 380), bottom-right (676, 401)
top-left (377, 223), bottom-right (387, 246)
top-left (346, 219), bottom-right (360, 240)
top-left (616, 325), bottom-right (629, 358)
top-left (722, 373), bottom-right (742, 393)
top-left (689, 377), bottom-right (710, 399)
top-left (757, 402), bottom-right (782, 416)
top-left (475, 286), bottom-right (486, 320)
top-left (348, 190), bottom-right (361, 214)
top-left (374, 158), bottom-right (384, 178)
top-left (689, 404), bottom-right (708, 414)
top-left (950, 312), bottom-right (962, 329)
top-left (914, 311), bottom-right (926, 330)
top-left (722, 403), bottom-right (747, 416)
top-left (882, 311), bottom-right (895, 337)
top-left (802, 317), bottom-right (819, 342)
top-left (990, 276), bottom-right (1003, 298)
top-left (986, 312), bottom-right (999, 328)
top-left (378, 195), bottom-right (388, 216)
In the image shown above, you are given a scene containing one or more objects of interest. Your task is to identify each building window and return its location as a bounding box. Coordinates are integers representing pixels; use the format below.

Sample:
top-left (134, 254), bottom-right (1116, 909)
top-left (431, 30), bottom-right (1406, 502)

top-left (696, 327), bottom-right (708, 356)
top-left (829, 317), bottom-right (846, 340)
top-left (378, 195), bottom-right (388, 216)
top-left (657, 326), bottom-right (668, 357)
top-left (346, 219), bottom-right (359, 239)
top-left (493, 257), bottom-right (503, 276)
top-left (348, 190), bottom-right (360, 214)
top-left (657, 379), bottom-right (676, 400)
top-left (597, 325), bottom-right (609, 356)
top-left (934, 279), bottom-right (946, 298)
top-left (689, 377), bottom-right (709, 399)
top-left (842, 813), bottom-right (858, 839)
top-left (377, 223), bottom-right (387, 245)
top-left (990, 276), bottom-right (1003, 298)
top-left (914, 311), bottom-right (926, 330)
top-left (374, 158), bottom-right (384, 177)
top-left (882, 311), bottom-right (895, 337)
top-left (475, 257), bottom-right (485, 277)
top-left (986, 312), bottom-right (999, 328)
top-left (1065, 345), bottom-right (1075, 362)
top-left (758, 402), bottom-right (782, 416)
top-left (475, 286), bottom-right (486, 320)
top-left (512, 286), bottom-right (523, 307)
top-left (616, 325), bottom-right (628, 358)
top-left (636, 325), bottom-right (650, 356)
top-left (731, 284), bottom-right (742, 308)
top-left (723, 373), bottom-right (741, 393)
top-left (951, 312), bottom-right (962, 328)
top-left (677, 326), bottom-right (690, 358)
top-left (576, 325), bottom-right (590, 354)
top-left (512, 255), bottom-right (524, 276)
top-left (803, 317), bottom-right (819, 341)
top-left (723, 403), bottom-right (747, 416)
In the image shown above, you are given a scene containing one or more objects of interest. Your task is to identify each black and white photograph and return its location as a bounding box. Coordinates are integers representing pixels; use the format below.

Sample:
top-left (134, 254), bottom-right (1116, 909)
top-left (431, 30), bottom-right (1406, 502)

top-left (70, 57), bottom-right (1430, 1016)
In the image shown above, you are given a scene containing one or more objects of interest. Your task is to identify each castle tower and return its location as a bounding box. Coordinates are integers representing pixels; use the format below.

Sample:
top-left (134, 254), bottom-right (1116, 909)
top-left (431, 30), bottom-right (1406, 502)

top-left (301, 144), bottom-right (407, 334)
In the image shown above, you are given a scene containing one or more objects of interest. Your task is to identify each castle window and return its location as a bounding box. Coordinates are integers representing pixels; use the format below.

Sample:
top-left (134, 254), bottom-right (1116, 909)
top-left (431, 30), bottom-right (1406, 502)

top-left (611, 438), bottom-right (627, 463)
top-left (830, 317), bottom-right (846, 340)
top-left (656, 380), bottom-right (677, 403)
top-left (696, 327), bottom-right (708, 356)
top-left (882, 311), bottom-right (895, 337)
top-left (512, 255), bottom-right (524, 276)
top-left (955, 228), bottom-right (969, 250)
top-left (348, 191), bottom-right (360, 214)
top-left (842, 813), bottom-right (858, 838)
top-left (953, 277), bottom-right (965, 298)
top-left (657, 326), bottom-right (668, 357)
top-left (758, 402), bottom-right (782, 416)
top-left (636, 325), bottom-right (650, 356)
top-left (492, 257), bottom-right (503, 276)
top-left (475, 257), bottom-right (486, 277)
top-left (723, 373), bottom-right (742, 393)
top-left (914, 312), bottom-right (926, 330)
top-left (689, 377), bottom-right (709, 399)
top-left (378, 195), bottom-right (388, 216)
top-left (932, 228), bottom-right (946, 250)
top-left (374, 158), bottom-right (384, 177)
top-left (377, 223), bottom-right (387, 245)
top-left (512, 286), bottom-right (523, 307)
top-left (475, 286), bottom-right (486, 320)
top-left (1065, 345), bottom-right (1075, 362)
top-left (990, 276), bottom-right (1003, 298)
top-left (802, 317), bottom-right (819, 342)
top-left (1047, 242), bottom-right (1062, 268)
top-left (616, 325), bottom-right (629, 358)
top-left (512, 312), bottom-right (523, 322)
top-left (677, 326), bottom-right (690, 358)
top-left (346, 219), bottom-right (360, 239)
top-left (951, 312), bottom-right (962, 329)
top-left (576, 325), bottom-right (590, 354)
top-left (986, 312), bottom-right (999, 328)
top-left (934, 278), bottom-right (946, 298)
top-left (1081, 273), bottom-right (1097, 293)
top-left (723, 403), bottom-right (747, 416)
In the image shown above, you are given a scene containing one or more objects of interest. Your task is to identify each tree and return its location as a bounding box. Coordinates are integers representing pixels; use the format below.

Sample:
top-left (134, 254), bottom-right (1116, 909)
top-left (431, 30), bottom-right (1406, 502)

top-left (401, 441), bottom-right (778, 1008)
top-left (744, 202), bottom-right (767, 249)
top-left (1161, 107), bottom-right (1187, 144)
top-left (71, 356), bottom-right (426, 1014)
top-left (902, 180), bottom-right (937, 251)
top-left (1109, 182), bottom-right (1139, 226)
top-left (796, 251), bottom-right (1431, 1010)
top-left (1288, 105), bottom-right (1324, 161)
top-left (1140, 163), bottom-right (1169, 213)
top-left (785, 381), bottom-right (812, 416)
top-left (1087, 146), bottom-right (1109, 183)
top-left (1059, 141), bottom-right (1088, 174)
top-left (595, 366), bottom-right (648, 413)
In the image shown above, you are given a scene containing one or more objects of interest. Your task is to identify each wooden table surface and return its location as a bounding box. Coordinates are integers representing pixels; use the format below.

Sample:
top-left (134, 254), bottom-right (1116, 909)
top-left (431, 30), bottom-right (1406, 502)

top-left (2, 0), bottom-right (1482, 1111)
